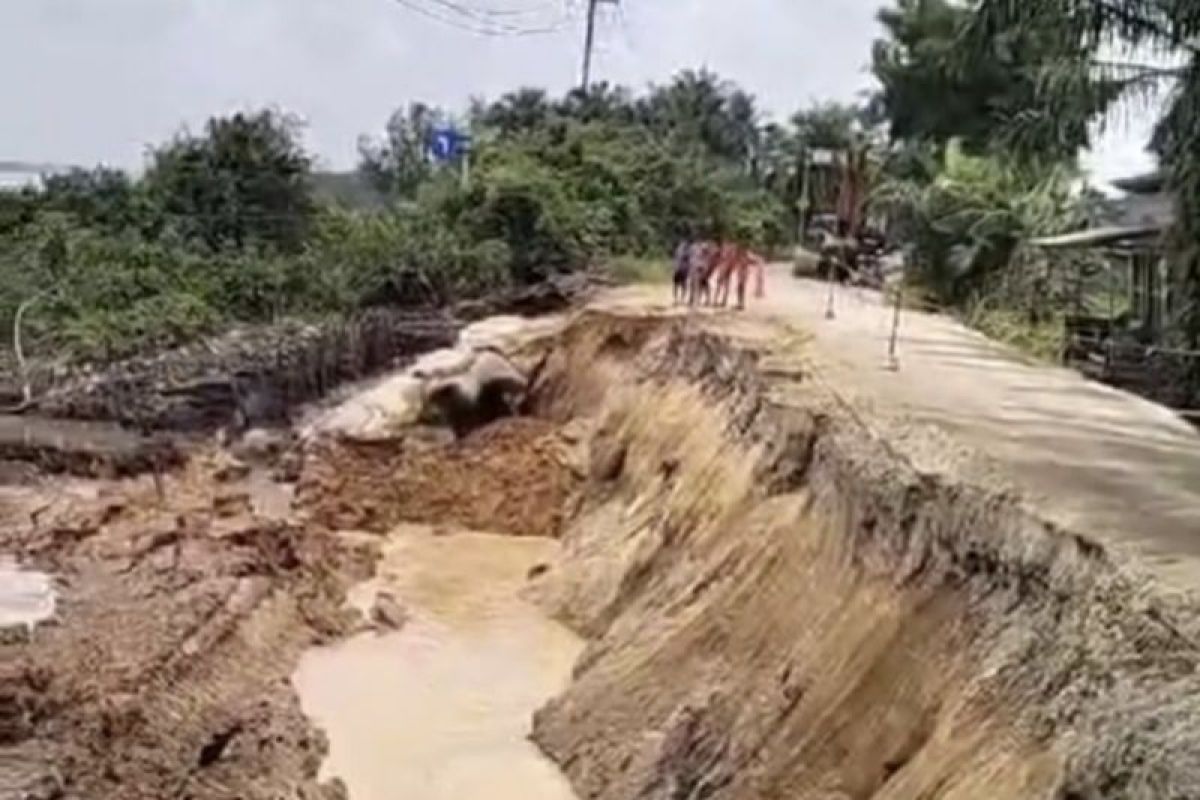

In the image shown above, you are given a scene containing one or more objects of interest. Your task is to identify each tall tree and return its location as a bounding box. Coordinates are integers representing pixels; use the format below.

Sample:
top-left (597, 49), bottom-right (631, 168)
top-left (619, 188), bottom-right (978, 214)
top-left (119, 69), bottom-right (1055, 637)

top-left (39, 167), bottom-right (147, 234)
top-left (146, 110), bottom-right (315, 253)
top-left (871, 0), bottom-right (1117, 160)
top-left (960, 0), bottom-right (1200, 341)
top-left (640, 70), bottom-right (762, 167)
top-left (790, 102), bottom-right (867, 152)
top-left (556, 82), bottom-right (637, 126)
top-left (471, 89), bottom-right (555, 138)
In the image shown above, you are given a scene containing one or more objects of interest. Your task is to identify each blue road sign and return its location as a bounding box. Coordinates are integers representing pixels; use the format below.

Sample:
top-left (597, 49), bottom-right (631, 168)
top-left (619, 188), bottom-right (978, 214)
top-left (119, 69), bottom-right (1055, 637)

top-left (429, 128), bottom-right (470, 163)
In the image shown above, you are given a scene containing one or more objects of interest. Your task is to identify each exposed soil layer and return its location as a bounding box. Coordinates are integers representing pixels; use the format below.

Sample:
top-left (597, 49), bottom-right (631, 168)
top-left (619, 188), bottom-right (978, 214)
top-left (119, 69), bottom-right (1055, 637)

top-left (0, 415), bottom-right (183, 479)
top-left (523, 310), bottom-right (1200, 800)
top-left (297, 417), bottom-right (578, 539)
top-left (7, 303), bottom-right (1200, 800)
top-left (0, 298), bottom-right (587, 800)
top-left (0, 453), bottom-right (375, 800)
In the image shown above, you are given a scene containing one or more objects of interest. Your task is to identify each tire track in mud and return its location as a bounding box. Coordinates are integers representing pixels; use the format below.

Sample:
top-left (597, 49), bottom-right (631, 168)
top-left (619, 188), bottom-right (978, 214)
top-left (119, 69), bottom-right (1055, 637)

top-left (0, 453), bottom-right (376, 800)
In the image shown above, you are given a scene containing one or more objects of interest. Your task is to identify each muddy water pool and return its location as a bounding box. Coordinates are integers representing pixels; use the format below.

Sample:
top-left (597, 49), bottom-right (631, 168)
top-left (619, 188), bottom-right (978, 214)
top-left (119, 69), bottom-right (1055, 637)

top-left (293, 527), bottom-right (582, 800)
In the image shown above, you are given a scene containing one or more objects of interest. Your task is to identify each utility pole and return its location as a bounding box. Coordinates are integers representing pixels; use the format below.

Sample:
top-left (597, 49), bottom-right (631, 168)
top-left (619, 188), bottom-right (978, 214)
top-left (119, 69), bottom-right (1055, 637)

top-left (580, 0), bottom-right (600, 91)
top-left (580, 0), bottom-right (616, 92)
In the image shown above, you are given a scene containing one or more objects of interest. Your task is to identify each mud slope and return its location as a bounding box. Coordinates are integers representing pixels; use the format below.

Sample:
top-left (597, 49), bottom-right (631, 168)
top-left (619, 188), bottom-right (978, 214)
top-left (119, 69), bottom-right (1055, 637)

top-left (0, 454), bottom-right (375, 800)
top-left (528, 311), bottom-right (1200, 800)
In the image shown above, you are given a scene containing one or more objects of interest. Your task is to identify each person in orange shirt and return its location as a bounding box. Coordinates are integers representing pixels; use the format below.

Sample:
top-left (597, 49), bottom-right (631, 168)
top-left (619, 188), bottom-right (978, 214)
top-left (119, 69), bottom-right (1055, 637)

top-left (713, 240), bottom-right (765, 309)
top-left (734, 246), bottom-right (765, 310)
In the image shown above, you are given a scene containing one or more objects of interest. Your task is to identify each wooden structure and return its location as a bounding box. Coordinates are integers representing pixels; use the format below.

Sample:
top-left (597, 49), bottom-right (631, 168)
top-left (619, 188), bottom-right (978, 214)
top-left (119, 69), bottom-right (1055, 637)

top-left (1033, 170), bottom-right (1180, 396)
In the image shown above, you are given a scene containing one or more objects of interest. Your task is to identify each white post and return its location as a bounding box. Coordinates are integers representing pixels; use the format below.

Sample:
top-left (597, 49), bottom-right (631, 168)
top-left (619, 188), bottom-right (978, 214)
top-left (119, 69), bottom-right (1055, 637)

top-left (887, 279), bottom-right (903, 370)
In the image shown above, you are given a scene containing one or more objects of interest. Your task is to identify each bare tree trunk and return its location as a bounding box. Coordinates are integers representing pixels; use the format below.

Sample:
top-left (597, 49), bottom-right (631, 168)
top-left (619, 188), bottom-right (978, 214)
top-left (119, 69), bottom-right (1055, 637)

top-left (9, 292), bottom-right (43, 410)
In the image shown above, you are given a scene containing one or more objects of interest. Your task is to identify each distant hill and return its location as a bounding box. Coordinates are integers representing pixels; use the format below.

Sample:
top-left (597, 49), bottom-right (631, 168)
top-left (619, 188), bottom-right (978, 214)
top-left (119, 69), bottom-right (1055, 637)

top-left (312, 170), bottom-right (387, 211)
top-left (0, 160), bottom-right (80, 190)
top-left (1, 162), bottom-right (386, 208)
top-left (0, 160), bottom-right (74, 174)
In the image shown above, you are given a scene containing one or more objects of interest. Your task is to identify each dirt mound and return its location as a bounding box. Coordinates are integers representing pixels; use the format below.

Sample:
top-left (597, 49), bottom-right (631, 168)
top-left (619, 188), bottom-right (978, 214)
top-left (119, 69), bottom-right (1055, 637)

top-left (1, 453), bottom-right (373, 800)
top-left (298, 417), bottom-right (578, 538)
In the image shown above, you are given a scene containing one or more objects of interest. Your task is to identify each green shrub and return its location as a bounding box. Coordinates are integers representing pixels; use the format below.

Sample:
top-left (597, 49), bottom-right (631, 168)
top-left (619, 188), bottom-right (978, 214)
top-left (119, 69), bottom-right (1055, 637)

top-left (608, 256), bottom-right (671, 284)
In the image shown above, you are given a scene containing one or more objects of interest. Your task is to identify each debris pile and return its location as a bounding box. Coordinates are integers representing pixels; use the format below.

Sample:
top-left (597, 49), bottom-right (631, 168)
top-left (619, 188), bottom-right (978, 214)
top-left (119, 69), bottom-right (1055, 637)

top-left (298, 418), bottom-right (577, 538)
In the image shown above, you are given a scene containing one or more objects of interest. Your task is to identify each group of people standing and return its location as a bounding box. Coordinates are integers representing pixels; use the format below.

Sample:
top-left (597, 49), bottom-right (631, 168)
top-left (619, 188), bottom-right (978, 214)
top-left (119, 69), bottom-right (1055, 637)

top-left (672, 238), bottom-right (765, 310)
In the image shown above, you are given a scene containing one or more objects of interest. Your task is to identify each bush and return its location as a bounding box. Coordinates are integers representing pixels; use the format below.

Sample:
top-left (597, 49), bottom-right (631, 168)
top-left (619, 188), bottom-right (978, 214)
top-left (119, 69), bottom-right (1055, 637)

top-left (964, 303), bottom-right (1065, 362)
top-left (0, 82), bottom-right (794, 367)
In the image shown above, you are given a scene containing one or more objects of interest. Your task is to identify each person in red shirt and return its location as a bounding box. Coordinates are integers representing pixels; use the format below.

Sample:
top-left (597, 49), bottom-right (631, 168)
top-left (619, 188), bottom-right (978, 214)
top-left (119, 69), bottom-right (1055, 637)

top-left (712, 241), bottom-right (739, 308)
top-left (713, 240), bottom-right (765, 309)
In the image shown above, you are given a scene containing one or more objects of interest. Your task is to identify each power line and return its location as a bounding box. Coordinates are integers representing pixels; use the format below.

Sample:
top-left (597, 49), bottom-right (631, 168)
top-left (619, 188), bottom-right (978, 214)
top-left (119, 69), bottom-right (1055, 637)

top-left (422, 0), bottom-right (564, 17)
top-left (387, 0), bottom-right (571, 36)
top-left (391, 0), bottom-right (561, 34)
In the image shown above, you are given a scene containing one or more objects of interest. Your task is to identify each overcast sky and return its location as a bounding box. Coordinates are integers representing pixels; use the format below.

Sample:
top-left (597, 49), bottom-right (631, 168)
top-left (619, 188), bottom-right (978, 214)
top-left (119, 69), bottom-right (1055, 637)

top-left (0, 0), bottom-right (1156, 182)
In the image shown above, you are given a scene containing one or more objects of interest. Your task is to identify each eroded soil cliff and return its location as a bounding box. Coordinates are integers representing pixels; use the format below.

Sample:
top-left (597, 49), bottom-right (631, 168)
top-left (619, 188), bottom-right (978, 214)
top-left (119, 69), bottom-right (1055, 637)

top-left (5, 306), bottom-right (1200, 800)
top-left (527, 311), bottom-right (1200, 799)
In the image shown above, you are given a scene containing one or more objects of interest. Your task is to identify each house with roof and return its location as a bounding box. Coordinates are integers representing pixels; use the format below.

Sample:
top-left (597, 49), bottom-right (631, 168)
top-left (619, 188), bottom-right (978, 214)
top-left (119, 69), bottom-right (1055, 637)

top-left (1035, 170), bottom-right (1175, 341)
top-left (1031, 170), bottom-right (1196, 407)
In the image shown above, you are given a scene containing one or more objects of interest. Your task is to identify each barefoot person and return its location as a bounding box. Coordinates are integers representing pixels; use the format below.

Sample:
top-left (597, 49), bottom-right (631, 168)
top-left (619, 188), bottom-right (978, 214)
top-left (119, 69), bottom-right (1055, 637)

top-left (733, 246), bottom-right (765, 310)
top-left (712, 240), bottom-right (739, 308)
top-left (688, 240), bottom-right (715, 306)
top-left (672, 237), bottom-right (692, 305)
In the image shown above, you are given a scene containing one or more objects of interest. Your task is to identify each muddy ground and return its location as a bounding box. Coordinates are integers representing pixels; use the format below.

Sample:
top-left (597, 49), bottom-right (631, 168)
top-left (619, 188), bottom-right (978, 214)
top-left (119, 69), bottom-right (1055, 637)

top-left (0, 280), bottom-right (593, 800)
top-left (297, 418), bottom-right (578, 539)
top-left (0, 410), bottom-right (582, 800)
top-left (0, 452), bottom-right (372, 800)
top-left (5, 302), bottom-right (1200, 800)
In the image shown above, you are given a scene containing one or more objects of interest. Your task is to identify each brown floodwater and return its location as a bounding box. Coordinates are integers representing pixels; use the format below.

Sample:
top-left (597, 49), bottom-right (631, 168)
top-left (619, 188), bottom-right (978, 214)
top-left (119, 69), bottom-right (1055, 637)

top-left (293, 526), bottom-right (582, 800)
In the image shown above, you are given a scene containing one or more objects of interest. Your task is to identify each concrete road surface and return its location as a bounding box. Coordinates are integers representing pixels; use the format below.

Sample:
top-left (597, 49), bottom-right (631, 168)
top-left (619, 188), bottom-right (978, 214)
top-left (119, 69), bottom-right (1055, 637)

top-left (606, 265), bottom-right (1200, 592)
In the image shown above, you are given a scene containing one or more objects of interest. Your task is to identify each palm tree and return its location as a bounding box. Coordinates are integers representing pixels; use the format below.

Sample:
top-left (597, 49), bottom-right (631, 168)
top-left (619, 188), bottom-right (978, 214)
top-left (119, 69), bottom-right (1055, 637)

top-left (476, 88), bottom-right (554, 137)
top-left (558, 82), bottom-right (636, 125)
top-left (640, 70), bottom-right (760, 166)
top-left (965, 0), bottom-right (1200, 340)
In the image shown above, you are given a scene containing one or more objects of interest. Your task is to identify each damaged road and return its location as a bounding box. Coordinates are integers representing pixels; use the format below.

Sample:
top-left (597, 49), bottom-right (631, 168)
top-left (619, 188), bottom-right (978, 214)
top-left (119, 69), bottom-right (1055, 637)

top-left (6, 275), bottom-right (1200, 799)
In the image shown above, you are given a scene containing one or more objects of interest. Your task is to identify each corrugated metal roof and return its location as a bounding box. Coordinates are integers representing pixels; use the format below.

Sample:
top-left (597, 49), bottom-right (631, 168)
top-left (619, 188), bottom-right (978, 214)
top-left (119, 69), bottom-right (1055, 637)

top-left (1031, 224), bottom-right (1163, 249)
top-left (1033, 180), bottom-right (1174, 249)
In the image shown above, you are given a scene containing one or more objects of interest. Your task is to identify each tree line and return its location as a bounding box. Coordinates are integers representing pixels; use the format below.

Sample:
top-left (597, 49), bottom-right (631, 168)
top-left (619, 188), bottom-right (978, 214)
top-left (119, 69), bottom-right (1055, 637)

top-left (869, 0), bottom-right (1200, 364)
top-left (0, 71), bottom-right (867, 364)
top-left (5, 0), bottom-right (1198, 368)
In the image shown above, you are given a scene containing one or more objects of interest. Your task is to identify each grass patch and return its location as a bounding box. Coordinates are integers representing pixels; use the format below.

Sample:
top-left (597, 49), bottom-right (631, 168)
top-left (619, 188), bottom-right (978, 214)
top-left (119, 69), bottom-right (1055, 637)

top-left (607, 256), bottom-right (671, 285)
top-left (964, 305), bottom-right (1065, 362)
